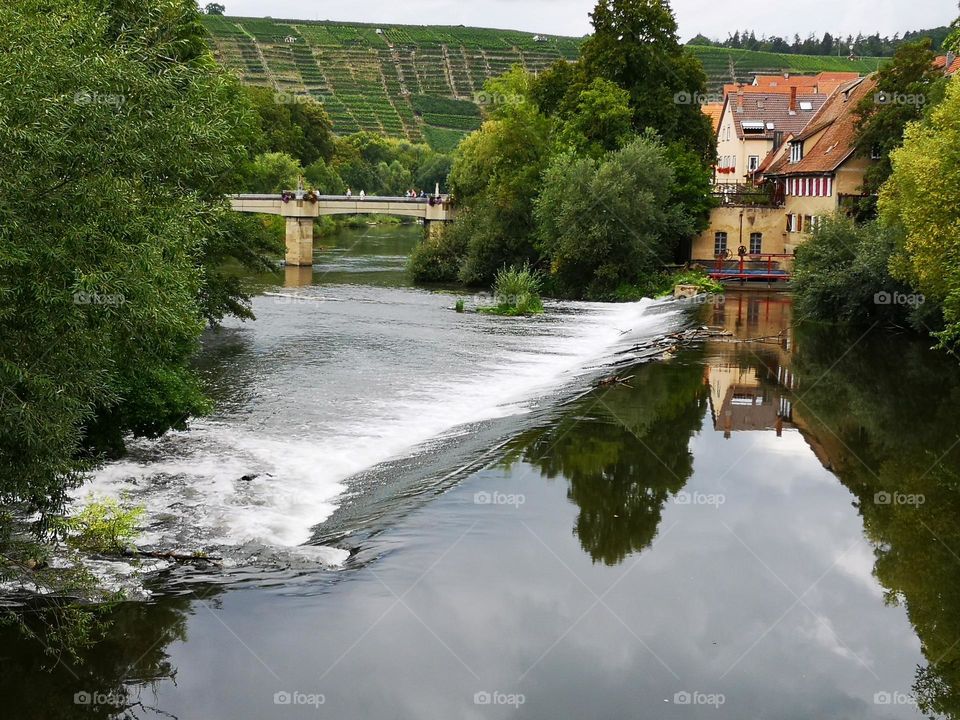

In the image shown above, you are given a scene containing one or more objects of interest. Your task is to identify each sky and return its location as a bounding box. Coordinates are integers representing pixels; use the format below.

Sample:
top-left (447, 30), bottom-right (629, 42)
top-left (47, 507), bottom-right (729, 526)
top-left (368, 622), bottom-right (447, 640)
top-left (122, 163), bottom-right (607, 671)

top-left (215, 0), bottom-right (956, 42)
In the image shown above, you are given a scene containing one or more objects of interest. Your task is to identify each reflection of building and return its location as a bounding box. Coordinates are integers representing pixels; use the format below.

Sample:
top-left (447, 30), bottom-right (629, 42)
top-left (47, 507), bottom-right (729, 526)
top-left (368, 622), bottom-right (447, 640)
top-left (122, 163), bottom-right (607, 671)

top-left (702, 292), bottom-right (796, 438)
top-left (707, 363), bottom-right (795, 437)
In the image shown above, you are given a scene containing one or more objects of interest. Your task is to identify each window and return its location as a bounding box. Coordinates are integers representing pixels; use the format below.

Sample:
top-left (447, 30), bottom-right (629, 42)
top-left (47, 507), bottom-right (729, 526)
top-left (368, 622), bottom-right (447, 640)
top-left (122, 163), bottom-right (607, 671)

top-left (786, 214), bottom-right (802, 233)
top-left (714, 232), bottom-right (728, 256)
top-left (748, 155), bottom-right (760, 172)
top-left (804, 215), bottom-right (813, 232)
top-left (750, 232), bottom-right (763, 254)
top-left (799, 101), bottom-right (813, 111)
top-left (790, 142), bottom-right (803, 164)
top-left (809, 216), bottom-right (821, 232)
top-left (871, 144), bottom-right (883, 160)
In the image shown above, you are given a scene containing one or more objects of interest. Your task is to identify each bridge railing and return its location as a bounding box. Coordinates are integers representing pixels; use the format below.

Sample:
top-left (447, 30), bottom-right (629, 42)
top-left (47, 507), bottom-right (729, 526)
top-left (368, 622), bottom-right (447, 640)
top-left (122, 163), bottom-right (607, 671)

top-left (229, 193), bottom-right (449, 204)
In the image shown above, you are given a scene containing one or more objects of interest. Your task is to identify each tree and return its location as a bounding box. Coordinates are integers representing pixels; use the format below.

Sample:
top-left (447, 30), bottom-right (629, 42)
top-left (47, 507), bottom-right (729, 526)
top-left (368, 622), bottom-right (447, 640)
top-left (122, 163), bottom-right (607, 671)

top-left (579, 0), bottom-right (715, 160)
top-left (555, 77), bottom-right (634, 159)
top-left (0, 0), bottom-right (266, 509)
top-left (447, 68), bottom-right (553, 284)
top-left (855, 39), bottom-right (944, 196)
top-left (880, 75), bottom-right (960, 351)
top-left (534, 133), bottom-right (693, 298)
top-left (245, 152), bottom-right (303, 193)
top-left (244, 86), bottom-right (335, 167)
top-left (205, 2), bottom-right (225, 14)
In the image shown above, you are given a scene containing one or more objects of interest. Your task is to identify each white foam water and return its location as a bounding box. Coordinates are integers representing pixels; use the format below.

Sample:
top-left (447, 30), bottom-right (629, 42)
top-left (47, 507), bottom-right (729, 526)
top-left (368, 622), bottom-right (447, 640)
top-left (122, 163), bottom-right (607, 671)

top-left (75, 291), bottom-right (680, 560)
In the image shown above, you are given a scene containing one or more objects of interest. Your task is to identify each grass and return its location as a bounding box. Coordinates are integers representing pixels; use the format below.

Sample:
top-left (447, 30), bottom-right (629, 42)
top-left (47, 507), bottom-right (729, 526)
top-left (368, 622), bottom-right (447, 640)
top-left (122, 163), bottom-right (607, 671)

top-left (479, 265), bottom-right (545, 316)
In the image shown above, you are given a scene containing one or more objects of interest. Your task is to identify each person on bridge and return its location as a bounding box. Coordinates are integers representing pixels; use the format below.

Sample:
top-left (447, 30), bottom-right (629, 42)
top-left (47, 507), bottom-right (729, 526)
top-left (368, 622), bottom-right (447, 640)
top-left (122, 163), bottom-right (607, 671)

top-left (359, 190), bottom-right (366, 199)
top-left (346, 188), bottom-right (352, 197)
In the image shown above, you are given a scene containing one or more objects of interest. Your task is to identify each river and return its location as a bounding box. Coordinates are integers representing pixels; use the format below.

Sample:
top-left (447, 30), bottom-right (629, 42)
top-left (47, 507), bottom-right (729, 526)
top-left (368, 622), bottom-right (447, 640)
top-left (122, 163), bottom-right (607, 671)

top-left (5, 223), bottom-right (960, 719)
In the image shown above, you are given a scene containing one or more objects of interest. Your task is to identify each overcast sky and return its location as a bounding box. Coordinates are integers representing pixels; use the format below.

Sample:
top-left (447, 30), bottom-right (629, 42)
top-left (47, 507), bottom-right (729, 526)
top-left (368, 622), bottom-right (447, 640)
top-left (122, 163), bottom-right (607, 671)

top-left (216, 0), bottom-right (955, 41)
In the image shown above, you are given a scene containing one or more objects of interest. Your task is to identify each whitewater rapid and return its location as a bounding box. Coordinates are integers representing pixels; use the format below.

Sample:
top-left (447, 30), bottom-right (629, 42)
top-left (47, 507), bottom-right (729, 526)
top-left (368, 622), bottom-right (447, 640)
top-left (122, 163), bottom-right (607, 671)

top-left (77, 284), bottom-right (681, 562)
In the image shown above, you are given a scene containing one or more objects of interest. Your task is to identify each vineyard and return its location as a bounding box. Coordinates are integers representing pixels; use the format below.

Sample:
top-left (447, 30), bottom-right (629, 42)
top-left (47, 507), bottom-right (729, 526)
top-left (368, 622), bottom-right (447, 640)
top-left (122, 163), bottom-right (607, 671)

top-left (202, 15), bottom-right (884, 151)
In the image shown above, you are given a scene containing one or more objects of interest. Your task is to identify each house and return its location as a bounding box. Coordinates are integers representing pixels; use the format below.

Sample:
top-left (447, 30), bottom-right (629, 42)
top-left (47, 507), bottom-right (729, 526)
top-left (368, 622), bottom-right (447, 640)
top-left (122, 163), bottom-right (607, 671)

top-left (690, 75), bottom-right (878, 262)
top-left (761, 75), bottom-right (878, 252)
top-left (714, 86), bottom-right (826, 181)
top-left (935, 52), bottom-right (960, 76)
top-left (284, 36), bottom-right (297, 44)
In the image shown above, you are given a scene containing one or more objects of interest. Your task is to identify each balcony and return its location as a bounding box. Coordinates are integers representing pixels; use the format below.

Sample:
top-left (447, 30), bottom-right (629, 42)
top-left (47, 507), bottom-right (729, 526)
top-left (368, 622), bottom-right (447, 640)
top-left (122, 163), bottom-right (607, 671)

top-left (712, 182), bottom-right (784, 208)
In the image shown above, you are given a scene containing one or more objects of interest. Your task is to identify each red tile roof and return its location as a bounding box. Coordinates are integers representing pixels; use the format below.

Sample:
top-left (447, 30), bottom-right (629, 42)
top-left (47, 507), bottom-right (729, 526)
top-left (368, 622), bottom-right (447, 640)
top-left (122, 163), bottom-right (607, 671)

top-left (766, 76), bottom-right (878, 176)
top-left (934, 54), bottom-right (960, 75)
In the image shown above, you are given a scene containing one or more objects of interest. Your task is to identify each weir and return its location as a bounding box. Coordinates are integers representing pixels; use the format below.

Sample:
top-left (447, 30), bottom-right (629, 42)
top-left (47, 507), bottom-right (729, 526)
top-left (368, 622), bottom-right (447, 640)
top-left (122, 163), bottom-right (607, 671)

top-left (229, 192), bottom-right (456, 266)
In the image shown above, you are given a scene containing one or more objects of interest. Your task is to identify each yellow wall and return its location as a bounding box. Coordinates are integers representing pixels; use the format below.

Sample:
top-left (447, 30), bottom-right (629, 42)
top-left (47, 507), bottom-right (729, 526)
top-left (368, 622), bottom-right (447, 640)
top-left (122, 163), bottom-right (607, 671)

top-left (716, 103), bottom-right (774, 179)
top-left (692, 206), bottom-right (789, 260)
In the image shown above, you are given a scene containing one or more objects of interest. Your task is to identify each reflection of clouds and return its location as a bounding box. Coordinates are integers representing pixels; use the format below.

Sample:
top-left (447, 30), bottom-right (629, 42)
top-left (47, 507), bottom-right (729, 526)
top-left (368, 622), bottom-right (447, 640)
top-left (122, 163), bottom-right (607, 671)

top-left (833, 542), bottom-right (885, 600)
top-left (147, 431), bottom-right (926, 719)
top-left (799, 613), bottom-right (872, 664)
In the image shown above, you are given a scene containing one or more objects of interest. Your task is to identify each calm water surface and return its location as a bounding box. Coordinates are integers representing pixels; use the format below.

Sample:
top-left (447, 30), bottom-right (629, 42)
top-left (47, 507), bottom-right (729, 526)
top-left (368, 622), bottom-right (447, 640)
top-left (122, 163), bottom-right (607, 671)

top-left (5, 225), bottom-right (960, 719)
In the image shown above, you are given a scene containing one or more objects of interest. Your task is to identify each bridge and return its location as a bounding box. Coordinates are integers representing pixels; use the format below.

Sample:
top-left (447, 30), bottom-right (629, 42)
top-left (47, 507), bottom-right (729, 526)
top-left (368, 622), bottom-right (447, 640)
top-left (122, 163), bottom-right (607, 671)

top-left (229, 193), bottom-right (456, 266)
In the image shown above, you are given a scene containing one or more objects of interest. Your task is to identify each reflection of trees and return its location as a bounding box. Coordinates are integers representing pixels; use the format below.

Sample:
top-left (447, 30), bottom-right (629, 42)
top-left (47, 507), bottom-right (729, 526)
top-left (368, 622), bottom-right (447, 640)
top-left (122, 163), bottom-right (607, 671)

top-left (792, 325), bottom-right (960, 718)
top-left (508, 359), bottom-right (708, 565)
top-left (0, 586), bottom-right (218, 719)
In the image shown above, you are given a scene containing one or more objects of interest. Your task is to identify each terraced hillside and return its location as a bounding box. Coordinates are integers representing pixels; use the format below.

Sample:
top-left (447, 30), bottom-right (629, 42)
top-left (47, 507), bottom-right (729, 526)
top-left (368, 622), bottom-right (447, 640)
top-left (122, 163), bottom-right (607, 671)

top-left (202, 16), bottom-right (884, 150)
top-left (203, 16), bottom-right (579, 149)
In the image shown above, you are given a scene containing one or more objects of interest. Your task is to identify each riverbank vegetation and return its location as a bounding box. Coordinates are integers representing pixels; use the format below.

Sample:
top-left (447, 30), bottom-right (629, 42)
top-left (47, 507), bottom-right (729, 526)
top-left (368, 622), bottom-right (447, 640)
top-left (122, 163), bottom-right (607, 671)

top-left (0, 0), bottom-right (288, 579)
top-left (409, 0), bottom-right (715, 300)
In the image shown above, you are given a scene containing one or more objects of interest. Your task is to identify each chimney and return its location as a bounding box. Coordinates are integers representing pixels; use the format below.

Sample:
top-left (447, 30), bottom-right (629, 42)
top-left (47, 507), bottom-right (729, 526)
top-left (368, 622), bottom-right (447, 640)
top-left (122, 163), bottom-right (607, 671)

top-left (947, 51), bottom-right (957, 75)
top-left (773, 131), bottom-right (784, 151)
top-left (789, 86), bottom-right (798, 114)
top-left (736, 88), bottom-right (744, 113)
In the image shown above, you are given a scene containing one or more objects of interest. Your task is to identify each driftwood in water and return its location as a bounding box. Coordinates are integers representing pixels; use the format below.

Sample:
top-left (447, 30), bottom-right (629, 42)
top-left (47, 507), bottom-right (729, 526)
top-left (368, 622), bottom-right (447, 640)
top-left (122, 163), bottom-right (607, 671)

top-left (122, 548), bottom-right (222, 565)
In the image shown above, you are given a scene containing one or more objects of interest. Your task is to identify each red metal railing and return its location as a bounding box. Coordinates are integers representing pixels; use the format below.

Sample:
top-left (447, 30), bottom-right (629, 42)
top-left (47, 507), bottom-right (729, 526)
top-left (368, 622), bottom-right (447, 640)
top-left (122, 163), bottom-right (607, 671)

top-left (709, 253), bottom-right (793, 282)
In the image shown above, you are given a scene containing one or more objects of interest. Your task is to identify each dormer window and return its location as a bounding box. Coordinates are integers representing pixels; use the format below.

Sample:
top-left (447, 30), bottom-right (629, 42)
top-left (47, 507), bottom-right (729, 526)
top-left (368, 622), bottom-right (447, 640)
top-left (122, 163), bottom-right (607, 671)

top-left (790, 142), bottom-right (803, 164)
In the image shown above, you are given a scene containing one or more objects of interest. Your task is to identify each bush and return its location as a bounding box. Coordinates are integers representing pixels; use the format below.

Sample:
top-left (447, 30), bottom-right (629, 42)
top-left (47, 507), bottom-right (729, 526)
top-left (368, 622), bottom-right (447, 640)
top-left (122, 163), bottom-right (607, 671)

top-left (793, 215), bottom-right (927, 326)
top-left (479, 264), bottom-right (545, 316)
top-left (58, 498), bottom-right (144, 555)
top-left (409, 224), bottom-right (467, 282)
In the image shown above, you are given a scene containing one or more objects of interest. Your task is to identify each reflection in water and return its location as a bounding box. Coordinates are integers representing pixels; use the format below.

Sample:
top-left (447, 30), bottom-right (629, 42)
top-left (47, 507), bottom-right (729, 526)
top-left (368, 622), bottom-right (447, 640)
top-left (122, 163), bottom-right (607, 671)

top-left (790, 324), bottom-right (960, 718)
top-left (506, 358), bottom-right (708, 565)
top-left (0, 588), bottom-right (208, 719)
top-left (283, 265), bottom-right (313, 288)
